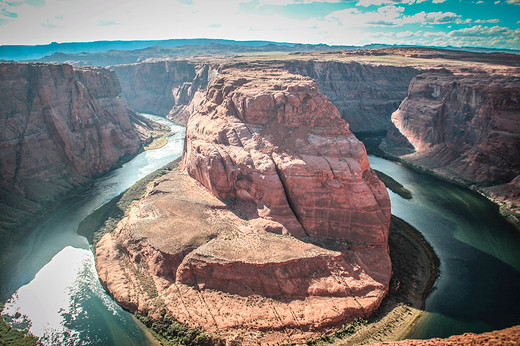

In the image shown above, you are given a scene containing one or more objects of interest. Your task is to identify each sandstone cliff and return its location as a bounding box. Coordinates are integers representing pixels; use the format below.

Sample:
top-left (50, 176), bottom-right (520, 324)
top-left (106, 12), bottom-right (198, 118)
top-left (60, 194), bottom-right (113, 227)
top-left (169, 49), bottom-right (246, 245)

top-left (182, 67), bottom-right (391, 242)
top-left (384, 69), bottom-right (520, 185)
top-left (96, 66), bottom-right (392, 343)
top-left (286, 60), bottom-right (419, 133)
top-left (0, 62), bottom-right (149, 236)
top-left (112, 60), bottom-right (216, 123)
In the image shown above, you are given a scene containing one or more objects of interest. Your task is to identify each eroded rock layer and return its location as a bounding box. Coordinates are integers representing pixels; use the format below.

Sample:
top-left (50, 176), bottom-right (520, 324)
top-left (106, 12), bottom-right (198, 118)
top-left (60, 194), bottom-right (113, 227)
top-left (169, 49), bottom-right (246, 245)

top-left (182, 67), bottom-right (391, 242)
top-left (96, 66), bottom-right (391, 343)
top-left (385, 69), bottom-right (520, 184)
top-left (96, 166), bottom-right (391, 344)
top-left (0, 62), bottom-right (148, 234)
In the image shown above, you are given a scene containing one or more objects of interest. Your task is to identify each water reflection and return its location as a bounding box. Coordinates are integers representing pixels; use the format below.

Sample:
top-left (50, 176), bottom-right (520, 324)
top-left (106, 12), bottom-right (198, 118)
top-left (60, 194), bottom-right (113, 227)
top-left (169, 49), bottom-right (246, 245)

top-left (1, 114), bottom-right (183, 345)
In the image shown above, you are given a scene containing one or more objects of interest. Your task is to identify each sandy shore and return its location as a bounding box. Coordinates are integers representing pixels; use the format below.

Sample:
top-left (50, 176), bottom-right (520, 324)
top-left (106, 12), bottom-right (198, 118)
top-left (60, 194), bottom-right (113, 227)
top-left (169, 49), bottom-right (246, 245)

top-left (334, 216), bottom-right (439, 345)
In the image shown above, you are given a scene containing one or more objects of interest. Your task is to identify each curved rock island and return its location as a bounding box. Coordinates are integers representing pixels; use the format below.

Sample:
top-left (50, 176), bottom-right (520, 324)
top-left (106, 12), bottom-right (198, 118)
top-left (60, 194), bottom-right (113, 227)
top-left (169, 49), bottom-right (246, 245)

top-left (95, 66), bottom-right (391, 343)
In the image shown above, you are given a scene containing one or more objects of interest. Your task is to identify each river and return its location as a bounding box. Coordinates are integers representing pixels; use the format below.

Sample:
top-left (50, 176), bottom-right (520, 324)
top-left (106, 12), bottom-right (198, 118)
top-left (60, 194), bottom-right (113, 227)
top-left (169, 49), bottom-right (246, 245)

top-left (1, 119), bottom-right (519, 343)
top-left (1, 114), bottom-right (184, 345)
top-left (369, 155), bottom-right (520, 339)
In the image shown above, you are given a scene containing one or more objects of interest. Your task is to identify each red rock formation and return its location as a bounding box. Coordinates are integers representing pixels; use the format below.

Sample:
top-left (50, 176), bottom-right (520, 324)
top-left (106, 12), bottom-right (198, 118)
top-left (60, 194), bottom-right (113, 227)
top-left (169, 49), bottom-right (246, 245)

top-left (96, 66), bottom-right (392, 343)
top-left (182, 67), bottom-right (391, 242)
top-left (112, 60), bottom-right (216, 123)
top-left (285, 61), bottom-right (419, 133)
top-left (0, 62), bottom-right (148, 233)
top-left (377, 324), bottom-right (520, 345)
top-left (386, 69), bottom-right (520, 184)
top-left (96, 165), bottom-right (391, 344)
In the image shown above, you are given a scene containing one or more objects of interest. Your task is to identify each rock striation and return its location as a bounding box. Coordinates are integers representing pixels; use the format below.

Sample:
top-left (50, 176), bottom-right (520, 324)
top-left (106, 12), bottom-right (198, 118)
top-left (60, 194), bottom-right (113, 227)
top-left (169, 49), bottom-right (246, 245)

top-left (285, 60), bottom-right (419, 133)
top-left (0, 62), bottom-right (149, 235)
top-left (385, 69), bottom-right (520, 185)
top-left (182, 67), bottom-right (391, 241)
top-left (112, 60), bottom-right (217, 123)
top-left (96, 66), bottom-right (392, 343)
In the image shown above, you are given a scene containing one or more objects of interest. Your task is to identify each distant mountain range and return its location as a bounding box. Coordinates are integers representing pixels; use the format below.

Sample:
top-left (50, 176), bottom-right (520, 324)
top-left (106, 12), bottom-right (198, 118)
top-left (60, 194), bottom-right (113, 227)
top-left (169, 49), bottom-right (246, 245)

top-left (0, 38), bottom-right (518, 64)
top-left (0, 38), bottom-right (354, 61)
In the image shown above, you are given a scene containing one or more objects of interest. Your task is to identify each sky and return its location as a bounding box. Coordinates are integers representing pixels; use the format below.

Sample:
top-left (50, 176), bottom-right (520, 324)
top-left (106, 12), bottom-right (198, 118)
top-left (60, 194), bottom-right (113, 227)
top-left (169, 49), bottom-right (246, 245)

top-left (0, 0), bottom-right (519, 49)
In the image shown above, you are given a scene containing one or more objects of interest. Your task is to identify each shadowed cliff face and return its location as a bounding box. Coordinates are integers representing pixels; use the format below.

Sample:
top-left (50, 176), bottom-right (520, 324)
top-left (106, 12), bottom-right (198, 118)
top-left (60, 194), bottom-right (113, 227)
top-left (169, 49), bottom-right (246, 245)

top-left (112, 60), bottom-right (217, 123)
top-left (386, 70), bottom-right (520, 185)
top-left (0, 62), bottom-right (148, 234)
top-left (285, 60), bottom-right (420, 133)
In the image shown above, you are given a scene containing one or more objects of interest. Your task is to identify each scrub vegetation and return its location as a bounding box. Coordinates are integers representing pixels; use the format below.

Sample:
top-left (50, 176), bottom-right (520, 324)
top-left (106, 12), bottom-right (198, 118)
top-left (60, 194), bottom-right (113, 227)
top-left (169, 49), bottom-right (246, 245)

top-left (0, 304), bottom-right (38, 346)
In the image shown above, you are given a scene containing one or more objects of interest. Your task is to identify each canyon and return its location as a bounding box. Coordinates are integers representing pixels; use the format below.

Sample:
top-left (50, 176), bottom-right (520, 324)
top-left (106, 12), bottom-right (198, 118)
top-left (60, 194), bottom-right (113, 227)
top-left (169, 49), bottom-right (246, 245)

top-left (110, 49), bottom-right (520, 223)
top-left (95, 66), bottom-right (392, 343)
top-left (0, 62), bottom-right (157, 244)
top-left (1, 46), bottom-right (519, 345)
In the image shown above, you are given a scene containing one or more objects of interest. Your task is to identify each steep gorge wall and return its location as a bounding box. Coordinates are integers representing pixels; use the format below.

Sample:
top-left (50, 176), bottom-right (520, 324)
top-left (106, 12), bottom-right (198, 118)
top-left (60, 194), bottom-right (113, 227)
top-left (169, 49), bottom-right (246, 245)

top-left (285, 60), bottom-right (420, 133)
top-left (112, 60), bottom-right (217, 123)
top-left (0, 62), bottom-right (149, 236)
top-left (385, 69), bottom-right (520, 185)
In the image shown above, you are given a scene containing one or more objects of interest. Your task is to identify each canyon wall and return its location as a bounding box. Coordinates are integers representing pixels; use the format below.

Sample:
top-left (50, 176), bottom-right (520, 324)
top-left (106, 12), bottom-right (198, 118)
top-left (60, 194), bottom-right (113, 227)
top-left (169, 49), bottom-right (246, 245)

top-left (112, 60), bottom-right (216, 123)
top-left (285, 60), bottom-right (419, 133)
top-left (96, 65), bottom-right (392, 343)
top-left (384, 69), bottom-right (520, 185)
top-left (0, 62), bottom-right (149, 236)
top-left (113, 59), bottom-right (419, 132)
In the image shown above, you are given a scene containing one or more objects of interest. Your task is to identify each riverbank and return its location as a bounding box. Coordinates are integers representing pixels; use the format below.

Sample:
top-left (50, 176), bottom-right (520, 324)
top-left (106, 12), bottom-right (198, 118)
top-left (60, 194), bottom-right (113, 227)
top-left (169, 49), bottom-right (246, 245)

top-left (361, 133), bottom-right (520, 232)
top-left (333, 216), bottom-right (439, 345)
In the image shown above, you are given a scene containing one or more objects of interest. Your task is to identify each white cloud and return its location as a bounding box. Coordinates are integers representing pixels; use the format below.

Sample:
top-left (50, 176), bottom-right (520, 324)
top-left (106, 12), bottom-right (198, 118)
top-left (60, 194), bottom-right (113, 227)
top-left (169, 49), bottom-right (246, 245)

top-left (403, 11), bottom-right (462, 25)
top-left (474, 18), bottom-right (500, 23)
top-left (443, 25), bottom-right (520, 48)
top-left (356, 0), bottom-right (445, 6)
top-left (506, 0), bottom-right (520, 4)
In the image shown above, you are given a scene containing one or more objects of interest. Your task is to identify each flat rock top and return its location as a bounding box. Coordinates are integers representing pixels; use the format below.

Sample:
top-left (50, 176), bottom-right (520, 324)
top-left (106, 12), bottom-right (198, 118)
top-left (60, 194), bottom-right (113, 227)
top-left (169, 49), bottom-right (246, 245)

top-left (195, 230), bottom-right (340, 264)
top-left (129, 169), bottom-right (234, 254)
top-left (129, 167), bottom-right (342, 263)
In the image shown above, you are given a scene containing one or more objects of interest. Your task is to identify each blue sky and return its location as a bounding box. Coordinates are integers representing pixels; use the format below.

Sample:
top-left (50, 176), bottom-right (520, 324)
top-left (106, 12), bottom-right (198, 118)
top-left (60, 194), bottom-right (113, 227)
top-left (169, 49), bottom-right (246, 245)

top-left (0, 0), bottom-right (519, 49)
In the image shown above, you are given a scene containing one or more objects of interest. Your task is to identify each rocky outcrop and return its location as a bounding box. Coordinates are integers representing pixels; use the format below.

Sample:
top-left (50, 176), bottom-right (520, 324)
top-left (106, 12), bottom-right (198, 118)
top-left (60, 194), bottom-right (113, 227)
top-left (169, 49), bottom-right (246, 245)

top-left (112, 60), bottom-right (216, 123)
top-left (384, 70), bottom-right (520, 185)
top-left (0, 62), bottom-right (149, 235)
top-left (285, 61), bottom-right (419, 133)
top-left (182, 67), bottom-right (391, 242)
top-left (96, 66), bottom-right (391, 343)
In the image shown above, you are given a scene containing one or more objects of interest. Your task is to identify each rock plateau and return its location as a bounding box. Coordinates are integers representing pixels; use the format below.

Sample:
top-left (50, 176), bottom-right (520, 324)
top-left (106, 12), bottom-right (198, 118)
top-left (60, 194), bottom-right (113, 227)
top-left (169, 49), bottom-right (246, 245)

top-left (96, 66), bottom-right (392, 344)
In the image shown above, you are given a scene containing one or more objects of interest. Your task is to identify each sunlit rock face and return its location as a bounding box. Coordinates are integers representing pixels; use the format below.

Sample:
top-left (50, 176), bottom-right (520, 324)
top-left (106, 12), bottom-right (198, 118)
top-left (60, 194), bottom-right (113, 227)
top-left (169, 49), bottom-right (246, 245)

top-left (182, 66), bottom-right (391, 242)
top-left (387, 70), bottom-right (520, 185)
top-left (96, 65), bottom-right (392, 344)
top-left (0, 62), bottom-right (147, 233)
